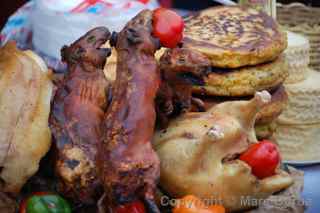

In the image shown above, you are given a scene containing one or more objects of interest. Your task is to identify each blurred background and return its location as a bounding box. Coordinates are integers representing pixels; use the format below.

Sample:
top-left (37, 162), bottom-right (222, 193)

top-left (1, 0), bottom-right (319, 29)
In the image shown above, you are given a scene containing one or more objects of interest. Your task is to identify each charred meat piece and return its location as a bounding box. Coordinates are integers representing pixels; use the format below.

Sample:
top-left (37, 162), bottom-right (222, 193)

top-left (49, 27), bottom-right (112, 204)
top-left (156, 48), bottom-right (210, 127)
top-left (97, 10), bottom-right (161, 212)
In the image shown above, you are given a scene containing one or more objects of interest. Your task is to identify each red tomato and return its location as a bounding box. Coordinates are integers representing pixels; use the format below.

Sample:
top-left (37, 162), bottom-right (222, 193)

top-left (239, 140), bottom-right (280, 179)
top-left (153, 8), bottom-right (184, 48)
top-left (114, 201), bottom-right (145, 213)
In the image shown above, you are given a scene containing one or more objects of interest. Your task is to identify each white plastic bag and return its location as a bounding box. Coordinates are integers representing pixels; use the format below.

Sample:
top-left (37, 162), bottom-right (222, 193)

top-left (32, 0), bottom-right (159, 59)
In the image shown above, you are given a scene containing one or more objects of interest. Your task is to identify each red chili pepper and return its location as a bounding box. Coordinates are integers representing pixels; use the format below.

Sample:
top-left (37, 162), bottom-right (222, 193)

top-left (239, 140), bottom-right (280, 179)
top-left (153, 8), bottom-right (184, 48)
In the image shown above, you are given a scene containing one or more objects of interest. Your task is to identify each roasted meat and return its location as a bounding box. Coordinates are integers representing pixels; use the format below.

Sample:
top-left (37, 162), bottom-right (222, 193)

top-left (49, 27), bottom-right (112, 204)
top-left (0, 42), bottom-right (53, 194)
top-left (97, 10), bottom-right (161, 212)
top-left (154, 91), bottom-right (293, 212)
top-left (156, 48), bottom-right (210, 127)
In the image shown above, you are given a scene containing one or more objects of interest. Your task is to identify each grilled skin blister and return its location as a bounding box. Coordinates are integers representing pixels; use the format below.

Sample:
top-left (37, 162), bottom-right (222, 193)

top-left (97, 10), bottom-right (161, 212)
top-left (49, 27), bottom-right (112, 204)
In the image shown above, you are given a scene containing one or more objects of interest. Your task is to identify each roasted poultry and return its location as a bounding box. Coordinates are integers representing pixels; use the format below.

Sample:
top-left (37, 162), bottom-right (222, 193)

top-left (0, 42), bottom-right (53, 195)
top-left (153, 91), bottom-right (293, 212)
top-left (49, 27), bottom-right (112, 204)
top-left (97, 10), bottom-right (161, 212)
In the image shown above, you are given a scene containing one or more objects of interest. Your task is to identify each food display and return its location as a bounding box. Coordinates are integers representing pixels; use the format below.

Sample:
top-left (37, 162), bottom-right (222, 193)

top-left (0, 2), bottom-right (313, 213)
top-left (152, 5), bottom-right (303, 213)
top-left (156, 6), bottom-right (288, 141)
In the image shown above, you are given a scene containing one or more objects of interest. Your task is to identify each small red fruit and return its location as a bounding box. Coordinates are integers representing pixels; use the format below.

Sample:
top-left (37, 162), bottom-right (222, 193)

top-left (153, 8), bottom-right (184, 48)
top-left (239, 140), bottom-right (280, 179)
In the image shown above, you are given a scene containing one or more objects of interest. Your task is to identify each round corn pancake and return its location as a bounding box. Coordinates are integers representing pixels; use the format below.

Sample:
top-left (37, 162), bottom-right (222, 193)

top-left (191, 55), bottom-right (288, 97)
top-left (183, 6), bottom-right (287, 68)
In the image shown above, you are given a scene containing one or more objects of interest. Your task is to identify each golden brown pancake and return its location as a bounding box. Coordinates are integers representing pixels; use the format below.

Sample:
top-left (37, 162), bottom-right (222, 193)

top-left (183, 6), bottom-right (287, 68)
top-left (191, 55), bottom-right (288, 97)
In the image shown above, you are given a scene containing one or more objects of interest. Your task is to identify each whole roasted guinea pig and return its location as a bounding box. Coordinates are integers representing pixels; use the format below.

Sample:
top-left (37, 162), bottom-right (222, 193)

top-left (153, 91), bottom-right (293, 212)
top-left (50, 27), bottom-right (112, 204)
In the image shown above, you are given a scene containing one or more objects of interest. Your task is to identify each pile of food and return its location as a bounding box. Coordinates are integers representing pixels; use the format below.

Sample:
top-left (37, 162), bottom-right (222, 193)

top-left (0, 5), bottom-right (306, 213)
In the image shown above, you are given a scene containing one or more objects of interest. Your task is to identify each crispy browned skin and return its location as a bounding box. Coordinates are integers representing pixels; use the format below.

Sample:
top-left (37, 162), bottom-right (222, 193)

top-left (156, 48), bottom-right (210, 127)
top-left (97, 10), bottom-right (161, 211)
top-left (49, 27), bottom-right (111, 204)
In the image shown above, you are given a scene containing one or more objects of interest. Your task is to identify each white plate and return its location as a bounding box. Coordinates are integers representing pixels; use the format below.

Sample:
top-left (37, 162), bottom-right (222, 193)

top-left (284, 160), bottom-right (320, 166)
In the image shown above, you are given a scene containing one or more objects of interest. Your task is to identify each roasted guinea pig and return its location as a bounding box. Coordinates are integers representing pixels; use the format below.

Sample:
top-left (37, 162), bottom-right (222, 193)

top-left (97, 10), bottom-right (161, 212)
top-left (49, 27), bottom-right (112, 204)
top-left (153, 91), bottom-right (293, 212)
top-left (156, 48), bottom-right (210, 127)
top-left (0, 42), bottom-right (53, 194)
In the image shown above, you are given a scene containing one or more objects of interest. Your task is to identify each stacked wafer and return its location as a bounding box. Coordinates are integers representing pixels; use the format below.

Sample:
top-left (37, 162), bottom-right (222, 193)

top-left (275, 31), bottom-right (320, 162)
top-left (181, 6), bottom-right (289, 140)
